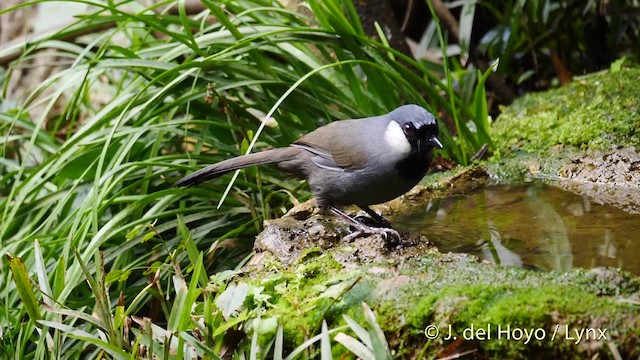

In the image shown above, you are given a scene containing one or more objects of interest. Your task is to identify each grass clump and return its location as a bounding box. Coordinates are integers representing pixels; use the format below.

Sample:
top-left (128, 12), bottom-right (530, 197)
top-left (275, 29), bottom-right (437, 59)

top-left (0, 0), bottom-right (497, 357)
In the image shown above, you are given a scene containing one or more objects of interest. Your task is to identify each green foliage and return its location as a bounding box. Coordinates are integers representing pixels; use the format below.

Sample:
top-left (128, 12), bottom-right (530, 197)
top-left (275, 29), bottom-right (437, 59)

top-left (477, 0), bottom-right (640, 87)
top-left (0, 0), bottom-right (495, 357)
top-left (334, 303), bottom-right (393, 360)
top-left (424, 0), bottom-right (494, 164)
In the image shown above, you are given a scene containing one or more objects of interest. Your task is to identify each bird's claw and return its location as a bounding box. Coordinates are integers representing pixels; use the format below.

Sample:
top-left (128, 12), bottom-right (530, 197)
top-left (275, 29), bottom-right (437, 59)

top-left (329, 206), bottom-right (400, 243)
top-left (343, 226), bottom-right (400, 242)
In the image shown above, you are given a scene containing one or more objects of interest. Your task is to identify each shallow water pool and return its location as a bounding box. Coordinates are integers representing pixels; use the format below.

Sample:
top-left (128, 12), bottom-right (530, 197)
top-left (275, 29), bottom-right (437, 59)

top-left (395, 183), bottom-right (640, 274)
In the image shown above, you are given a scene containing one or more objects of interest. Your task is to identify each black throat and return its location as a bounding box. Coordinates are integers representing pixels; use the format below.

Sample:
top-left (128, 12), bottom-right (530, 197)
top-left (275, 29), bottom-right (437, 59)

top-left (395, 152), bottom-right (431, 182)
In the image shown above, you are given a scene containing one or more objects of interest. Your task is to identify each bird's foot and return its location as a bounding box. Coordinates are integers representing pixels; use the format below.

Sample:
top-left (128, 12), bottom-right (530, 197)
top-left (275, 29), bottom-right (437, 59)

top-left (353, 215), bottom-right (390, 228)
top-left (329, 206), bottom-right (401, 244)
top-left (343, 225), bottom-right (400, 243)
top-left (355, 205), bottom-right (393, 228)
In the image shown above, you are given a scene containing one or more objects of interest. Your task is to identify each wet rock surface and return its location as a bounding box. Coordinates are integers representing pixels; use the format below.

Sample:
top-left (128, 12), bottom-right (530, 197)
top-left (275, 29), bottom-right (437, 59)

top-left (250, 203), bottom-right (436, 269)
top-left (244, 202), bottom-right (640, 358)
top-left (556, 147), bottom-right (640, 213)
top-left (489, 69), bottom-right (640, 214)
top-left (559, 147), bottom-right (640, 184)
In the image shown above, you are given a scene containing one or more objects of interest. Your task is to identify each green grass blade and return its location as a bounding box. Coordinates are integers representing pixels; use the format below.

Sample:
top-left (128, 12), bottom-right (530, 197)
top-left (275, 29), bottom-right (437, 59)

top-left (6, 254), bottom-right (41, 322)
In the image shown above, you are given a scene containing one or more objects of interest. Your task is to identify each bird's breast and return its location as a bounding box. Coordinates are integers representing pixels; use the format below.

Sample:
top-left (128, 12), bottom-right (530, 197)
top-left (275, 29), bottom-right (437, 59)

top-left (395, 152), bottom-right (431, 182)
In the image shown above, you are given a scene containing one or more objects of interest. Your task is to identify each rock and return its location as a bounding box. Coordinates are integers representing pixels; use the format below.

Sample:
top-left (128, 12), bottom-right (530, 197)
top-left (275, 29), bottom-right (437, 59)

top-left (555, 147), bottom-right (640, 213)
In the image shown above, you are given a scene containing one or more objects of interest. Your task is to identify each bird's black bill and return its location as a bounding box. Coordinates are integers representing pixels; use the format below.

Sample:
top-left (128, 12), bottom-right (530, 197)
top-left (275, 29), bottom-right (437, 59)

top-left (428, 136), bottom-right (444, 149)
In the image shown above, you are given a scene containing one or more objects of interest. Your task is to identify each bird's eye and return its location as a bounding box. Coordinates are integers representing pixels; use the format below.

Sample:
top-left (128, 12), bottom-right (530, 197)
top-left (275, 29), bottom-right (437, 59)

top-left (403, 123), bottom-right (414, 136)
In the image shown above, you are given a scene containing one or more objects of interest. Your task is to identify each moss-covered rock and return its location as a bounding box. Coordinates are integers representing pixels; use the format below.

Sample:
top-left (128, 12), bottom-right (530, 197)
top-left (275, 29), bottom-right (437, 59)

top-left (492, 67), bottom-right (640, 154)
top-left (242, 220), bottom-right (640, 358)
top-left (487, 67), bottom-right (640, 212)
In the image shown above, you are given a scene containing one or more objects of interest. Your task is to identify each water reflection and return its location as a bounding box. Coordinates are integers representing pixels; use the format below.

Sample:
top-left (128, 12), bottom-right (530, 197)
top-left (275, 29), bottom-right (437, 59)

top-left (481, 224), bottom-right (523, 267)
top-left (395, 183), bottom-right (640, 275)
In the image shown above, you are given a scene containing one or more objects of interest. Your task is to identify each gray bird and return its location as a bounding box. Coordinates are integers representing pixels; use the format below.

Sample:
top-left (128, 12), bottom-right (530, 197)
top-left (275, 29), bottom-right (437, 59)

top-left (175, 104), bottom-right (443, 239)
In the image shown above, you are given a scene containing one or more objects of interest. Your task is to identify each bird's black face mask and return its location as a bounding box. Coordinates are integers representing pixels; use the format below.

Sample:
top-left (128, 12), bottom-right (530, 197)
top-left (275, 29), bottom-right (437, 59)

top-left (403, 122), bottom-right (443, 154)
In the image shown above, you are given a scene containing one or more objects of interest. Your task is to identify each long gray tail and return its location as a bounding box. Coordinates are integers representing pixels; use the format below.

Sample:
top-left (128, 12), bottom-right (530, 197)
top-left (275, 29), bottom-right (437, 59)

top-left (175, 147), bottom-right (301, 187)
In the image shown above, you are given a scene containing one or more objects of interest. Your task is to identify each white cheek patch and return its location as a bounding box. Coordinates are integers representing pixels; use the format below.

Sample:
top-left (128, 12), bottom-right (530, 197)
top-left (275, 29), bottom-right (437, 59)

top-left (384, 121), bottom-right (412, 156)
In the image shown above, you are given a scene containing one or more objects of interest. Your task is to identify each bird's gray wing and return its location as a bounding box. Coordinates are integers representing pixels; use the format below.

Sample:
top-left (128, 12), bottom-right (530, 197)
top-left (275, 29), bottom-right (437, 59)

top-left (293, 120), bottom-right (369, 171)
top-left (290, 143), bottom-right (343, 171)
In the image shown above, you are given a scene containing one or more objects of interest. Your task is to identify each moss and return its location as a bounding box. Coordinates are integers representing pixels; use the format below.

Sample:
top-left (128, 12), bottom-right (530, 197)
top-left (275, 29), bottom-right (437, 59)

top-left (295, 246), bottom-right (324, 264)
top-left (246, 245), bottom-right (640, 357)
top-left (465, 286), bottom-right (627, 355)
top-left (241, 246), bottom-right (640, 358)
top-left (296, 253), bottom-right (343, 285)
top-left (248, 252), bottom-right (362, 345)
top-left (371, 258), bottom-right (640, 358)
top-left (492, 67), bottom-right (640, 155)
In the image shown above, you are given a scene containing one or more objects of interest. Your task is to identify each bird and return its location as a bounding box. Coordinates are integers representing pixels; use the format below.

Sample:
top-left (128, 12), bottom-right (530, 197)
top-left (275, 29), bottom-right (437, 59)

top-left (175, 104), bottom-right (443, 240)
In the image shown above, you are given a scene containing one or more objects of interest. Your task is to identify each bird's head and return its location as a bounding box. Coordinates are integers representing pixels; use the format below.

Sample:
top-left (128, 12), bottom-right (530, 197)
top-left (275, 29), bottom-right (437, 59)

top-left (384, 105), bottom-right (443, 156)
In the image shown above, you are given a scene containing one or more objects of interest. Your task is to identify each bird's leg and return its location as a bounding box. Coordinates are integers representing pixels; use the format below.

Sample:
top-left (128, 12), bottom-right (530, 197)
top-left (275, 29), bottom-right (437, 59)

top-left (355, 205), bottom-right (392, 228)
top-left (329, 206), bottom-right (400, 242)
